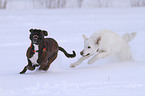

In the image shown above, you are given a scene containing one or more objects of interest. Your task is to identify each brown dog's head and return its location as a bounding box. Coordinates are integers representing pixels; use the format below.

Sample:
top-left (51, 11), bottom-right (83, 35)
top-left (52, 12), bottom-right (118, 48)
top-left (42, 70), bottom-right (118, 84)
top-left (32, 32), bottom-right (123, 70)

top-left (29, 29), bottom-right (48, 45)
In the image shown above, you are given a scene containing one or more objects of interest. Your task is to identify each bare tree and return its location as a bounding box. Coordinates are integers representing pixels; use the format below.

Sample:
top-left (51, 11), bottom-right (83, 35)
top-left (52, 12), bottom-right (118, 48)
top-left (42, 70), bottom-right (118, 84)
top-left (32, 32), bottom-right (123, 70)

top-left (44, 0), bottom-right (66, 8)
top-left (57, 0), bottom-right (66, 8)
top-left (33, 0), bottom-right (45, 9)
top-left (97, 0), bottom-right (112, 8)
top-left (141, 0), bottom-right (145, 6)
top-left (130, 0), bottom-right (145, 7)
top-left (0, 0), bottom-right (7, 9)
top-left (78, 0), bottom-right (83, 8)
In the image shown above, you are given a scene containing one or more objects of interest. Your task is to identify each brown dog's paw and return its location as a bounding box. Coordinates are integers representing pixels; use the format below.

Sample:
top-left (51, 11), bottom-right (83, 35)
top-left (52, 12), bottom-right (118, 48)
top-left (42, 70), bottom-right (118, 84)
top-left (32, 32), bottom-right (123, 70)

top-left (28, 66), bottom-right (35, 70)
top-left (20, 71), bottom-right (25, 74)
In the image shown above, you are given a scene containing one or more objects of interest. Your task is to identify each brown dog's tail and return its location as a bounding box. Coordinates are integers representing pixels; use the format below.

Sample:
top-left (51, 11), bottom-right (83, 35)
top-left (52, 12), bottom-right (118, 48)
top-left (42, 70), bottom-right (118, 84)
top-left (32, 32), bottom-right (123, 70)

top-left (59, 47), bottom-right (76, 58)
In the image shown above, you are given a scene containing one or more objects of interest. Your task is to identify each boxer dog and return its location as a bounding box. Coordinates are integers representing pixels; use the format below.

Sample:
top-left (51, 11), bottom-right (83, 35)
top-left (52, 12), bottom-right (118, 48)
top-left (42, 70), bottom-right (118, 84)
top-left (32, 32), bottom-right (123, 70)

top-left (20, 29), bottom-right (76, 74)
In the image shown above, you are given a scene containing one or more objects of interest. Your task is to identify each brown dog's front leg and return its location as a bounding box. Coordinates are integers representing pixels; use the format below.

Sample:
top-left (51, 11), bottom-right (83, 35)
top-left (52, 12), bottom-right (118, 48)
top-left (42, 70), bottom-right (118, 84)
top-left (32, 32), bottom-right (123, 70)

top-left (20, 65), bottom-right (28, 74)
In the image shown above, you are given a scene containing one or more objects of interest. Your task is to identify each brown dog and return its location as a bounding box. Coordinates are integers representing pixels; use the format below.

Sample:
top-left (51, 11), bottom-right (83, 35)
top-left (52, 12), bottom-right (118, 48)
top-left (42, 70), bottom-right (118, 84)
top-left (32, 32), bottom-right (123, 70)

top-left (20, 29), bottom-right (76, 74)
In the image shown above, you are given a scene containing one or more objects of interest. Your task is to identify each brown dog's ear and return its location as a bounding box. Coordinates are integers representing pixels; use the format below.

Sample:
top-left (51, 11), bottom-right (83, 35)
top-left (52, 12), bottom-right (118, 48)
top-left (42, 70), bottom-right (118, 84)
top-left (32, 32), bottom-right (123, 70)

top-left (96, 36), bottom-right (101, 45)
top-left (29, 29), bottom-right (33, 33)
top-left (42, 30), bottom-right (48, 36)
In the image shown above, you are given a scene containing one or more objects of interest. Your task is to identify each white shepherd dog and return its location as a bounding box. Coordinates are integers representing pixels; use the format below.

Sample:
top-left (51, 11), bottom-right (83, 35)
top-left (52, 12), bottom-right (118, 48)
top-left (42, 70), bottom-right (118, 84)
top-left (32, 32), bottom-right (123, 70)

top-left (70, 30), bottom-right (136, 68)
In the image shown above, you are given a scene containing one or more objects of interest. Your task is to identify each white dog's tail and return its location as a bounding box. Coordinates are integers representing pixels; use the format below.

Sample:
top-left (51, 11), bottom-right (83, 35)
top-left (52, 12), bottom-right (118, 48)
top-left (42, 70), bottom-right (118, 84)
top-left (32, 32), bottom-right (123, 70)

top-left (122, 32), bottom-right (137, 42)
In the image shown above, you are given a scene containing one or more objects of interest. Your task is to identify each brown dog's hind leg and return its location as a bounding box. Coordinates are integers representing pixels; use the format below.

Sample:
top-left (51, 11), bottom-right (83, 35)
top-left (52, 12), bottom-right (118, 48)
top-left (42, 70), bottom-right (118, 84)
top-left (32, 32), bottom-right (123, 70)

top-left (43, 53), bottom-right (58, 71)
top-left (39, 62), bottom-right (47, 70)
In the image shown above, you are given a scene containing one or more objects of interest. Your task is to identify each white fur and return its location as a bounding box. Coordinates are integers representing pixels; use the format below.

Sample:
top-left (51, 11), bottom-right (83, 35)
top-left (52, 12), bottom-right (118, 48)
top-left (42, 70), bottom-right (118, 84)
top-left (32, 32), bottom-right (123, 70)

top-left (70, 30), bottom-right (136, 68)
top-left (30, 44), bottom-right (39, 65)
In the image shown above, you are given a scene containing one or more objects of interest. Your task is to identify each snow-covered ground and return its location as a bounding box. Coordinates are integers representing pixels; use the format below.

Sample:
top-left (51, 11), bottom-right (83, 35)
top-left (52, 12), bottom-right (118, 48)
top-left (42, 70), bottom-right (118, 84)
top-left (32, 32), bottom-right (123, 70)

top-left (0, 7), bottom-right (145, 96)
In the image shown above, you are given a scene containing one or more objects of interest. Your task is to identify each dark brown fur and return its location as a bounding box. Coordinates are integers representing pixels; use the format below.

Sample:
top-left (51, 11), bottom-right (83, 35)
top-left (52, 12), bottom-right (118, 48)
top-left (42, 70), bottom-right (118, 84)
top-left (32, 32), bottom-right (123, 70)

top-left (20, 29), bottom-right (76, 74)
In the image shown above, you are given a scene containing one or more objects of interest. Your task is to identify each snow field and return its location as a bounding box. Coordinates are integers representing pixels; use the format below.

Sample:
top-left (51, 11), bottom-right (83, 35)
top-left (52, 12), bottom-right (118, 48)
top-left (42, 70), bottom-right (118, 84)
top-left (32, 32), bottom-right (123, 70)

top-left (0, 7), bottom-right (145, 96)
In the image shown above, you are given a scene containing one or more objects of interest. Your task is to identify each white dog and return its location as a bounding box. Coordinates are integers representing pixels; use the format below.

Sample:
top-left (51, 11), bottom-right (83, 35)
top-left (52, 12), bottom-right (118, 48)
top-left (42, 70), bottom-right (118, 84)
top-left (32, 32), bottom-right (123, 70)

top-left (70, 30), bottom-right (136, 68)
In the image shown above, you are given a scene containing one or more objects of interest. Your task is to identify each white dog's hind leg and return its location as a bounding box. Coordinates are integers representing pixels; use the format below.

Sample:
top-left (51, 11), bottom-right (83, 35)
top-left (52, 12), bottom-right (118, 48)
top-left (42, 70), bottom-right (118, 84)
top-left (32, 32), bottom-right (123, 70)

top-left (88, 52), bottom-right (109, 64)
top-left (118, 48), bottom-right (133, 62)
top-left (70, 56), bottom-right (91, 68)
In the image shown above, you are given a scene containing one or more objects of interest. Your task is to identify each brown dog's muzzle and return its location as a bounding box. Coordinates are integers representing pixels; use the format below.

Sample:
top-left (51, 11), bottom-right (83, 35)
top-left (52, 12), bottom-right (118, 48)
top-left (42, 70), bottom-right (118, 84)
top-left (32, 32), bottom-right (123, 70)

top-left (33, 35), bottom-right (38, 39)
top-left (33, 35), bottom-right (39, 43)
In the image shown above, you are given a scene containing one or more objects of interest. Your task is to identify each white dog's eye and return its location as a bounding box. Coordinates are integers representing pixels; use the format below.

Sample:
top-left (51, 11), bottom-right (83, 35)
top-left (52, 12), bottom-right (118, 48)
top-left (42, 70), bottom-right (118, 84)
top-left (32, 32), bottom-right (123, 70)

top-left (88, 46), bottom-right (91, 49)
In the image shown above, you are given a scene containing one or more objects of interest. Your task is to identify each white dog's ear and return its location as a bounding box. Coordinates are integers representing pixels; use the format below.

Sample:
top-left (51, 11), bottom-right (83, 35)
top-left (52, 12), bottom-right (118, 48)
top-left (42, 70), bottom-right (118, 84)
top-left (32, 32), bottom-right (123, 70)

top-left (96, 36), bottom-right (101, 45)
top-left (83, 34), bottom-right (88, 40)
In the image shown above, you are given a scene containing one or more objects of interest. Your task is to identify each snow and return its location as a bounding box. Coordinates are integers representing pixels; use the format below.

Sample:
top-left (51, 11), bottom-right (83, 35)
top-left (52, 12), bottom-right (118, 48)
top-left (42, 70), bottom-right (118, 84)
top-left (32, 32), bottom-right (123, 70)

top-left (0, 7), bottom-right (145, 96)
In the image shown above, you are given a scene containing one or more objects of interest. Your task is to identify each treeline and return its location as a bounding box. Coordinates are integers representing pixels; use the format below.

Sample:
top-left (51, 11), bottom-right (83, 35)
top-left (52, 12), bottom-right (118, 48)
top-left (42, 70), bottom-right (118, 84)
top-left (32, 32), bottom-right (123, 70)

top-left (0, 0), bottom-right (145, 9)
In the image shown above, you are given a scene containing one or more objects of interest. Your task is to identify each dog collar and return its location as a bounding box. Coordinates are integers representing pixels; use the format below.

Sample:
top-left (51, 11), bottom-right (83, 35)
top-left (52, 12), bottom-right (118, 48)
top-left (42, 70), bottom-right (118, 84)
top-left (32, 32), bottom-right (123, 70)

top-left (42, 43), bottom-right (46, 52)
top-left (33, 50), bottom-right (39, 53)
top-left (30, 43), bottom-right (46, 53)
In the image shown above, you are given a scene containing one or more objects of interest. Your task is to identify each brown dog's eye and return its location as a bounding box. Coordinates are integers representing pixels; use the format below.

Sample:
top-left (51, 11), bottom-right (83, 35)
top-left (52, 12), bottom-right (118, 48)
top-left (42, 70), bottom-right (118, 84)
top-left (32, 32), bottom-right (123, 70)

top-left (88, 46), bottom-right (91, 49)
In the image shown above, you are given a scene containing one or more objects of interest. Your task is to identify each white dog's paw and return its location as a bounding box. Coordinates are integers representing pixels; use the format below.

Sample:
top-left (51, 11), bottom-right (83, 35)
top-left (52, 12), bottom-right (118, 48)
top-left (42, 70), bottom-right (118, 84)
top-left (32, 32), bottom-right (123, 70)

top-left (88, 59), bottom-right (95, 64)
top-left (70, 63), bottom-right (77, 68)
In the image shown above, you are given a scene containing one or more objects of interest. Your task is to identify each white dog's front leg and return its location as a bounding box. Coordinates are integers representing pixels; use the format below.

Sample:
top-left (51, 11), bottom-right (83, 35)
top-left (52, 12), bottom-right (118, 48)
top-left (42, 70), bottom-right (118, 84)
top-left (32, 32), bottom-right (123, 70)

top-left (88, 52), bottom-right (109, 64)
top-left (70, 56), bottom-right (91, 68)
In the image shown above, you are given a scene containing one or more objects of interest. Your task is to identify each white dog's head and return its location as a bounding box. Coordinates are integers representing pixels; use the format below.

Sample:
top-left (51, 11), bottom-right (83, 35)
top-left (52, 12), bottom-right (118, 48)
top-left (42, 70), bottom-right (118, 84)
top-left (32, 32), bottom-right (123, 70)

top-left (80, 34), bottom-right (101, 57)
